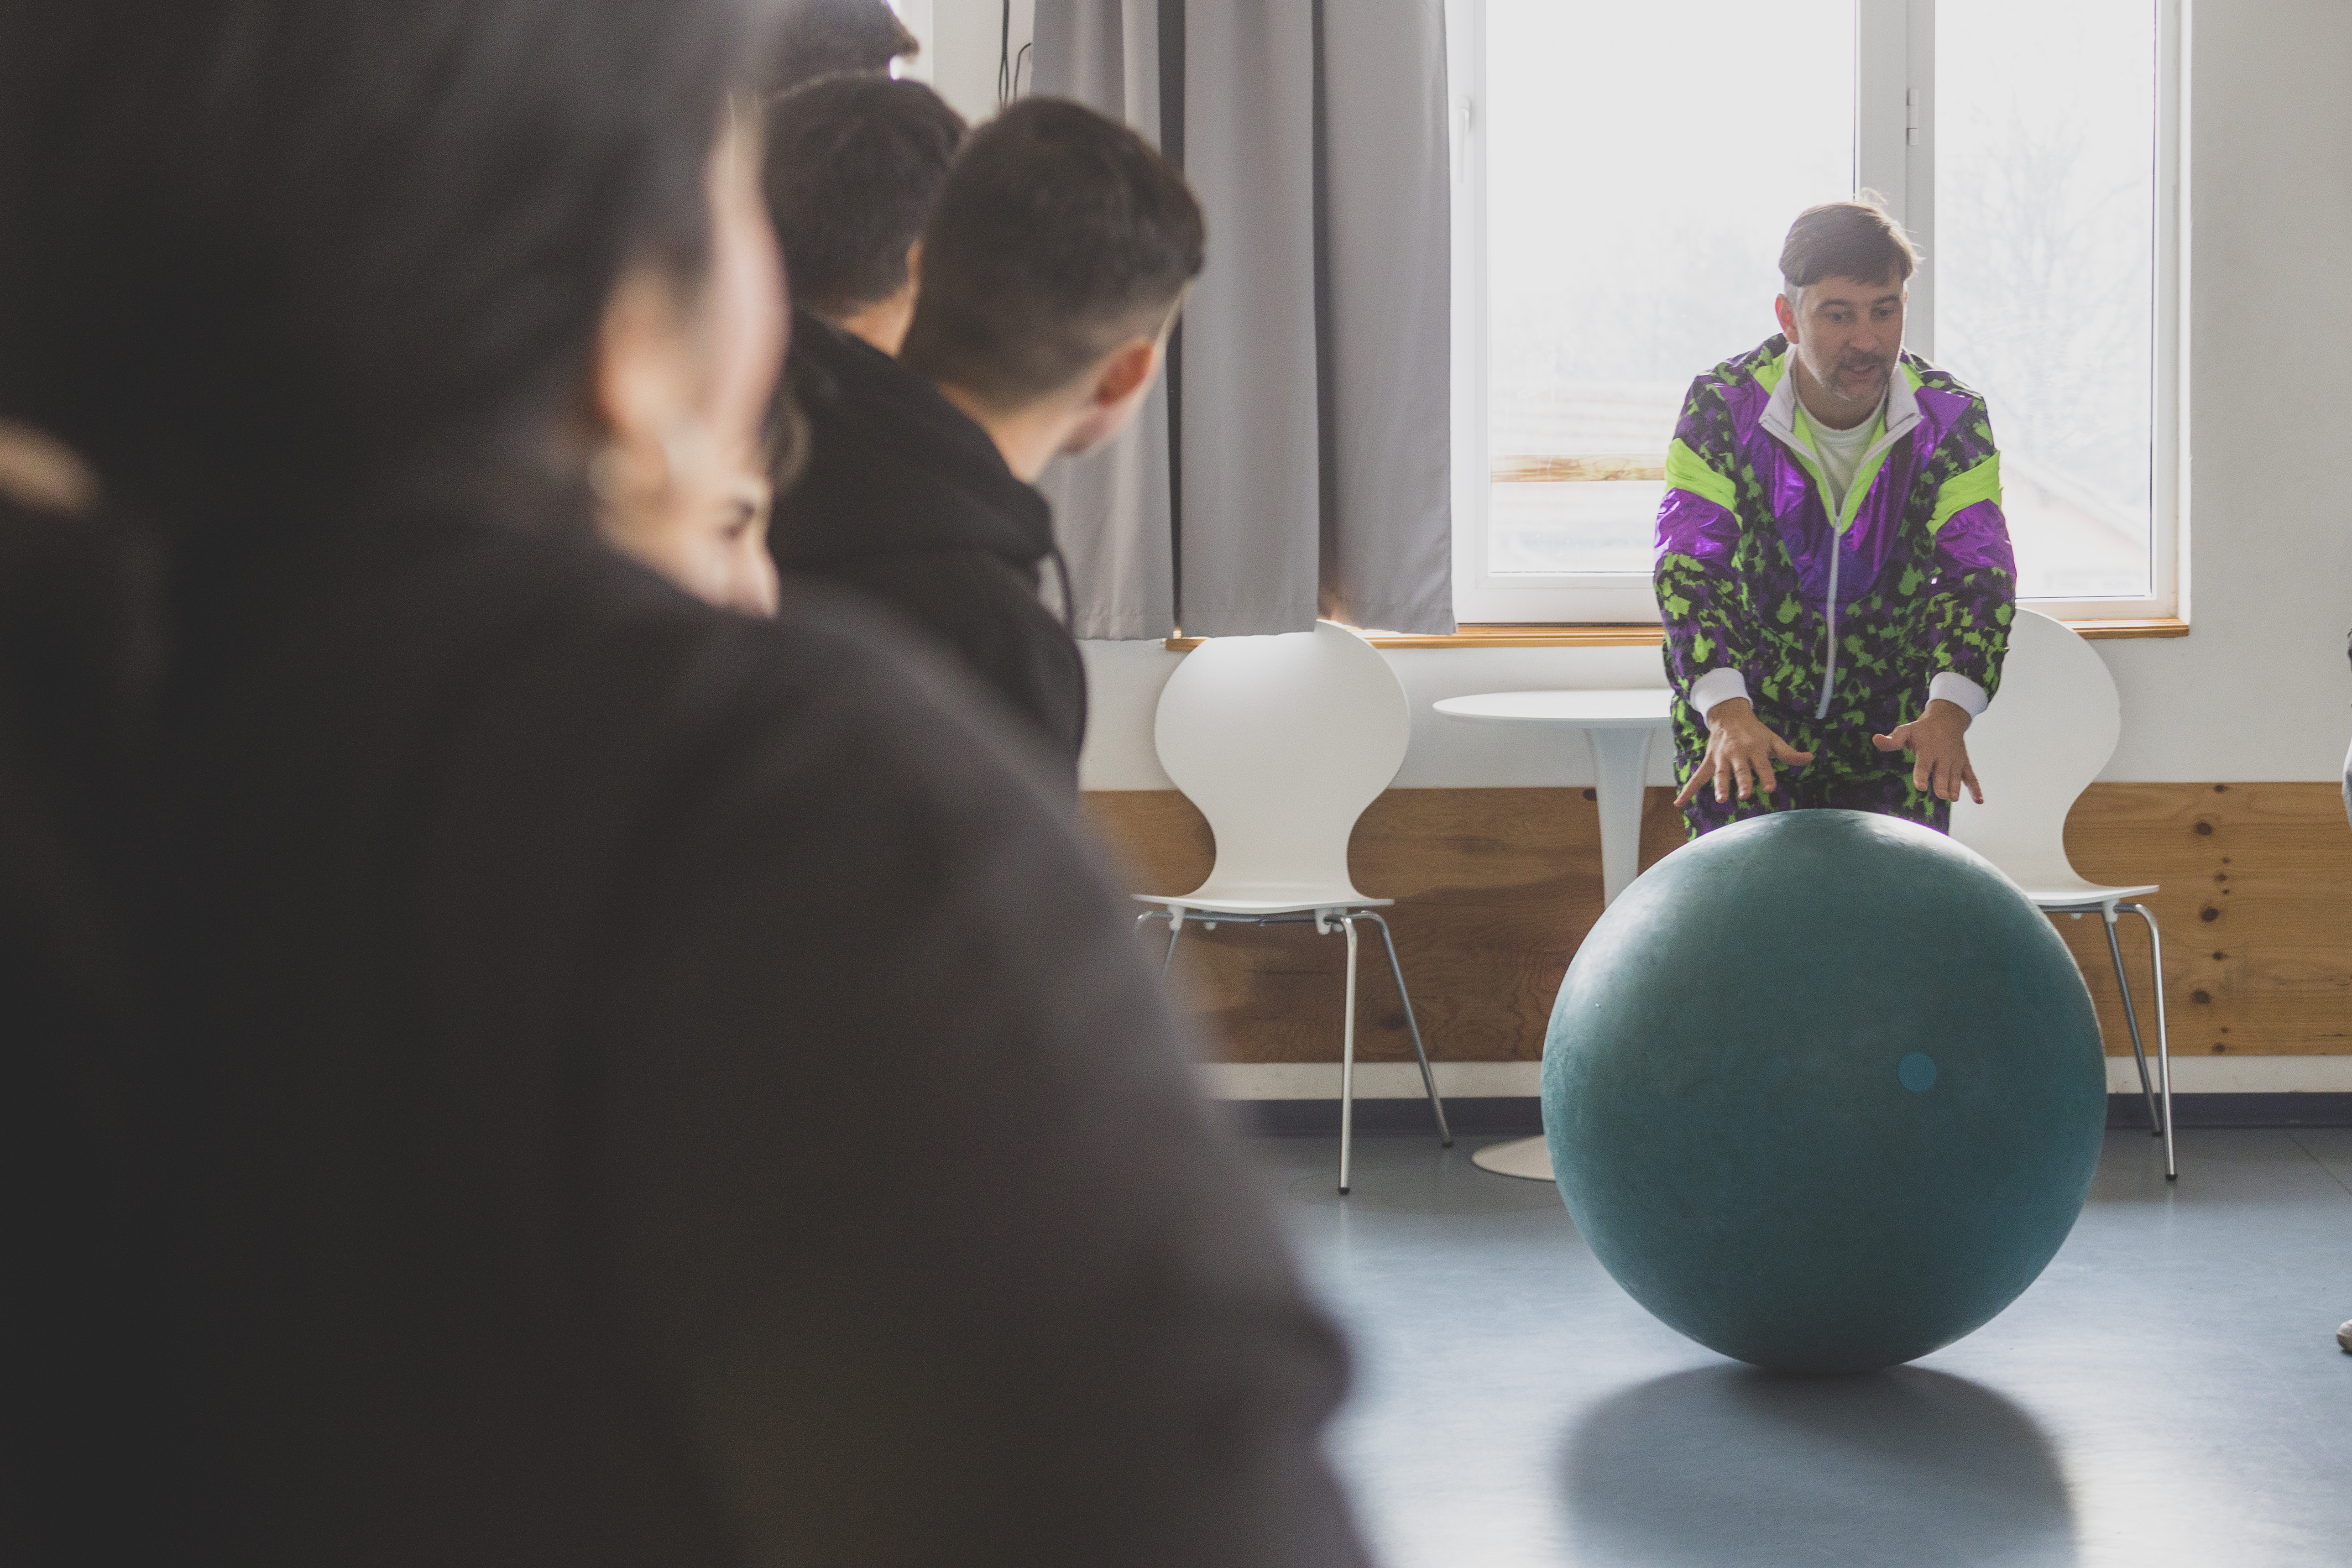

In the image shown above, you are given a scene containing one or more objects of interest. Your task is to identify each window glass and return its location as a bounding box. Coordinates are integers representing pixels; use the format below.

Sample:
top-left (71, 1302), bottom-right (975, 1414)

top-left (1938, 0), bottom-right (2157, 599)
top-left (1484, 0), bottom-right (1853, 575)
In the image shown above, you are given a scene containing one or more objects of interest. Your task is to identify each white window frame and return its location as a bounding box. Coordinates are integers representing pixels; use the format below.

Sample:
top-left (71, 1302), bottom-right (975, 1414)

top-left (1447, 0), bottom-right (2185, 625)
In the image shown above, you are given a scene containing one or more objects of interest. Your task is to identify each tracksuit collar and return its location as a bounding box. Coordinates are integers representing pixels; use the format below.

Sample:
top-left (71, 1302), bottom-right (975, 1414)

top-left (1760, 342), bottom-right (1919, 470)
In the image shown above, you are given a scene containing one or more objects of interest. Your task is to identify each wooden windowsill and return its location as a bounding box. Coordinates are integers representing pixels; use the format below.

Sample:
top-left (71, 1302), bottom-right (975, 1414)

top-left (1160, 617), bottom-right (2188, 652)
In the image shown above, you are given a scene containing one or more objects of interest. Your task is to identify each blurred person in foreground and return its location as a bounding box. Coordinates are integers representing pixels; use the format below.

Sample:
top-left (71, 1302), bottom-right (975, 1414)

top-left (0, 2), bottom-right (1367, 1563)
top-left (591, 120), bottom-right (783, 614)
top-left (771, 98), bottom-right (1201, 785)
top-left (596, 457), bottom-right (779, 613)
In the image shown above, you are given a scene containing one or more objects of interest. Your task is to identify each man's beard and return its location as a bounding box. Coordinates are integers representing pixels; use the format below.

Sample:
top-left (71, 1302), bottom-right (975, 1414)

top-left (1831, 358), bottom-right (1891, 400)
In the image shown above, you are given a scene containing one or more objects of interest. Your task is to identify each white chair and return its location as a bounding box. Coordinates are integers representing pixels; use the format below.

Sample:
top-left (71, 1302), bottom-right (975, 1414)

top-left (1134, 621), bottom-right (1450, 1193)
top-left (1951, 609), bottom-right (2174, 1178)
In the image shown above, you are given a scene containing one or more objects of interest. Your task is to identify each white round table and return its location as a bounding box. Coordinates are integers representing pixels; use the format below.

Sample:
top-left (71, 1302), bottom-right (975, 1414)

top-left (1432, 688), bottom-right (1675, 1181)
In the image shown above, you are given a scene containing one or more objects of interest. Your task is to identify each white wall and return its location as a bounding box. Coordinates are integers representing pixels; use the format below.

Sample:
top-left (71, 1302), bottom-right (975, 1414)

top-left (894, 0), bottom-right (1032, 127)
top-left (1074, 0), bottom-right (2352, 792)
top-left (2096, 0), bottom-right (2352, 782)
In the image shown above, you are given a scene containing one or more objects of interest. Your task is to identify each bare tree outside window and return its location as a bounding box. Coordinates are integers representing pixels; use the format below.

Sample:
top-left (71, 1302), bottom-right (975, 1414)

top-left (1484, 0), bottom-right (1852, 576)
top-left (1938, 0), bottom-right (2157, 600)
top-left (1480, 0), bottom-right (2160, 602)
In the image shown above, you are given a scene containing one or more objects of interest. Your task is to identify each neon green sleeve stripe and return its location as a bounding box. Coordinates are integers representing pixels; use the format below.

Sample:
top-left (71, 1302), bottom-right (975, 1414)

top-left (1663, 438), bottom-right (1737, 512)
top-left (1927, 454), bottom-right (2003, 535)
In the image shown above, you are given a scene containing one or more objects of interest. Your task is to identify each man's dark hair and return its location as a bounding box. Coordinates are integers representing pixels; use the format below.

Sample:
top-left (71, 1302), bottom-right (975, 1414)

top-left (1779, 198), bottom-right (1920, 295)
top-left (764, 75), bottom-right (966, 319)
top-left (762, 0), bottom-right (918, 95)
top-left (900, 98), bottom-right (1205, 406)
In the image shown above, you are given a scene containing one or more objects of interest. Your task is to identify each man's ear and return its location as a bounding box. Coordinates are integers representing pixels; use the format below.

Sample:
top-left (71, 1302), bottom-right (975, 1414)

top-left (1089, 336), bottom-right (1161, 410)
top-left (1774, 292), bottom-right (1800, 342)
top-left (595, 271), bottom-right (695, 455)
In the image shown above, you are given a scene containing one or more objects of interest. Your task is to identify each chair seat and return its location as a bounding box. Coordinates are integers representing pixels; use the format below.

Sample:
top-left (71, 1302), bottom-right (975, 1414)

top-left (2011, 877), bottom-right (2160, 910)
top-left (1134, 888), bottom-right (1393, 917)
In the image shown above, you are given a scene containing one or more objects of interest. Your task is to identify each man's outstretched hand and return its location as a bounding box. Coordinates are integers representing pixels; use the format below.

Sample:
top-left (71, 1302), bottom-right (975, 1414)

top-left (1673, 697), bottom-right (1815, 808)
top-left (1873, 698), bottom-right (1983, 804)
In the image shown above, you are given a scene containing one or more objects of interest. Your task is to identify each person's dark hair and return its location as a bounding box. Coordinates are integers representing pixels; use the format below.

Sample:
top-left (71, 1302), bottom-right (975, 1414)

top-left (1779, 197), bottom-right (1920, 295)
top-left (764, 75), bottom-right (966, 319)
top-left (899, 98), bottom-right (1205, 406)
top-left (0, 0), bottom-right (757, 532)
top-left (762, 0), bottom-right (919, 95)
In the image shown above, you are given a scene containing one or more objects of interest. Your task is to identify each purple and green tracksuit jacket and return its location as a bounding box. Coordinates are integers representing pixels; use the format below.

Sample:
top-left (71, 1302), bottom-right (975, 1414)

top-left (1654, 335), bottom-right (2016, 836)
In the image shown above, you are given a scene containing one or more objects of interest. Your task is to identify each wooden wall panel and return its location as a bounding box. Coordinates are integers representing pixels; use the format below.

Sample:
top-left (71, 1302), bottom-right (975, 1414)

top-left (2051, 783), bottom-right (2352, 1058)
top-left (1081, 783), bottom-right (2352, 1065)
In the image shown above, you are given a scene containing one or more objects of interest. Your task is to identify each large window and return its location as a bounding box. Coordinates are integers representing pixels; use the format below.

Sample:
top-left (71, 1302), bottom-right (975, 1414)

top-left (1450, 0), bottom-right (2181, 623)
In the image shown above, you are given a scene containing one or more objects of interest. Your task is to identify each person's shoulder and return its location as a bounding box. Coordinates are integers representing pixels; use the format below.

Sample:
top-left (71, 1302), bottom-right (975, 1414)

top-left (1689, 335), bottom-right (1788, 398)
top-left (1898, 355), bottom-right (2000, 465)
top-left (771, 331), bottom-right (1015, 570)
top-left (787, 308), bottom-right (896, 394)
top-left (1903, 353), bottom-right (1988, 407)
top-left (1671, 337), bottom-right (1782, 452)
top-left (779, 558), bottom-right (1081, 753)
top-left (785, 308), bottom-right (942, 428)
top-left (810, 544), bottom-right (1046, 611)
top-left (362, 518), bottom-right (1061, 829)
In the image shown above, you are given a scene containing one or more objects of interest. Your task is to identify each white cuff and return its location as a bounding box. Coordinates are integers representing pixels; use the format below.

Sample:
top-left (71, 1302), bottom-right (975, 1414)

top-left (1928, 672), bottom-right (1990, 716)
top-left (1688, 667), bottom-right (1749, 719)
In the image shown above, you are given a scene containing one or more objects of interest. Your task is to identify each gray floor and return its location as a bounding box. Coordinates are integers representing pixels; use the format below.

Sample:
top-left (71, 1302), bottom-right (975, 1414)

top-left (1249, 1127), bottom-right (2352, 1568)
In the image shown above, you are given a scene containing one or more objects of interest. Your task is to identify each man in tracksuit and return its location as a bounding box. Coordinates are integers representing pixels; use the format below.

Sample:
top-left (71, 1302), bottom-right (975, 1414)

top-left (1657, 199), bottom-right (2017, 837)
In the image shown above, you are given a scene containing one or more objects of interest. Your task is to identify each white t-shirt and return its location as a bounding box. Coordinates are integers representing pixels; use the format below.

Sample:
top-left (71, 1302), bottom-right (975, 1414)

top-left (1805, 408), bottom-right (1878, 516)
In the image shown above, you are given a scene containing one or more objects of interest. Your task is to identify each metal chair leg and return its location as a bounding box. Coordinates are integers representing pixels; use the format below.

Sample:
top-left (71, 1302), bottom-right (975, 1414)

top-left (2101, 904), bottom-right (2162, 1135)
top-left (1160, 913), bottom-right (1183, 981)
top-left (1339, 915), bottom-right (1359, 1195)
top-left (2118, 902), bottom-right (2176, 1180)
top-left (1364, 912), bottom-right (1451, 1147)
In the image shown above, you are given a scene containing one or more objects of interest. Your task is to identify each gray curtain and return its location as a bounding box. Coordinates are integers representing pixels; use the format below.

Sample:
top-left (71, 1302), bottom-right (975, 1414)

top-left (1029, 1), bottom-right (1178, 640)
top-left (1032, 0), bottom-right (1454, 638)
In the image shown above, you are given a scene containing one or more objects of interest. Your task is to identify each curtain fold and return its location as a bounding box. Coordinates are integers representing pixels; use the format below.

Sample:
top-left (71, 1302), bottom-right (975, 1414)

top-left (1313, 0), bottom-right (1455, 634)
top-left (1032, 0), bottom-right (1453, 638)
top-left (1177, 1), bottom-right (1321, 634)
top-left (1030, 0), bottom-right (1178, 640)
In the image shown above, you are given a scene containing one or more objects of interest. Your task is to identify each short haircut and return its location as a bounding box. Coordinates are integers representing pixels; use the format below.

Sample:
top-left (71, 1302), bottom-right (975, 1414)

top-left (900, 98), bottom-right (1206, 406)
top-left (761, 0), bottom-right (919, 95)
top-left (1779, 198), bottom-right (1919, 297)
top-left (764, 76), bottom-right (966, 318)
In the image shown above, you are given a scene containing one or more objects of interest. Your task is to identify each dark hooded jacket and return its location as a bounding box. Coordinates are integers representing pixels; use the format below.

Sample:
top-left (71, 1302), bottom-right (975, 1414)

top-left (0, 488), bottom-right (1368, 1566)
top-left (771, 308), bottom-right (1087, 781)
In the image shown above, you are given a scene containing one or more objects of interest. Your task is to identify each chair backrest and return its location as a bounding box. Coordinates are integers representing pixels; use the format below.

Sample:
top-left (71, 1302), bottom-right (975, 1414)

top-left (1152, 622), bottom-right (1409, 903)
top-left (1949, 608), bottom-right (2120, 885)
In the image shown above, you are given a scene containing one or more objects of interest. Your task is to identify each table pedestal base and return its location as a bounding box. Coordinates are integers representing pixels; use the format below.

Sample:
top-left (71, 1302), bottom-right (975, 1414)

top-left (1469, 727), bottom-right (1651, 1189)
top-left (1469, 1134), bottom-right (1554, 1181)
top-left (1428, 690), bottom-right (1673, 1194)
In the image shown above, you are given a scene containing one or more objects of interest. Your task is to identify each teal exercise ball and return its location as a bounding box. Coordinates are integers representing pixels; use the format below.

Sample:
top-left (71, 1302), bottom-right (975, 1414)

top-left (1543, 809), bottom-right (2106, 1374)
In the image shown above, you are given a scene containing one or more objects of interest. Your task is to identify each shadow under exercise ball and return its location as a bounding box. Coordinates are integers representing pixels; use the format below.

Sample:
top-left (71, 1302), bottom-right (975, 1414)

top-left (1543, 809), bottom-right (2106, 1374)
